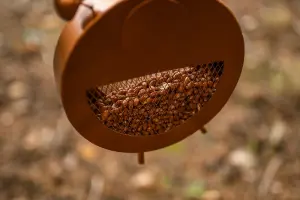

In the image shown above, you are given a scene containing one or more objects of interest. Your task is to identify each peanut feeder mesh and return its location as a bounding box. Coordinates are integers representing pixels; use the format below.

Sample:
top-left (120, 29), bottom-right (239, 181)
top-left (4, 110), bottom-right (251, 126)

top-left (86, 61), bottom-right (224, 136)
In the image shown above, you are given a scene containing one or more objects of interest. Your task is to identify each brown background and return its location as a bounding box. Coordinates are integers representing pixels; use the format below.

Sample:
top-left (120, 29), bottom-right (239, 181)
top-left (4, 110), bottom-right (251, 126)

top-left (1, 0), bottom-right (300, 199)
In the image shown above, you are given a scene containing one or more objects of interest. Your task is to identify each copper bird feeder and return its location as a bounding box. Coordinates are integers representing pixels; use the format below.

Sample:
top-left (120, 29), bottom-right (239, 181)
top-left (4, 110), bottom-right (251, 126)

top-left (53, 0), bottom-right (244, 164)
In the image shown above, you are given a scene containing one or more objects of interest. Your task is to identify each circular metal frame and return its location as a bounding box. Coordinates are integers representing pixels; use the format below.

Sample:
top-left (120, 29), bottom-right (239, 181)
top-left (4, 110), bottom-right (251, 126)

top-left (53, 0), bottom-right (244, 153)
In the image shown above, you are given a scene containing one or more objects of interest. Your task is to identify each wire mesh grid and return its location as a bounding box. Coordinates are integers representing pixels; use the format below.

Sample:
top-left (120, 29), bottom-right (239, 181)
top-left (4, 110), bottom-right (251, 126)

top-left (86, 61), bottom-right (224, 136)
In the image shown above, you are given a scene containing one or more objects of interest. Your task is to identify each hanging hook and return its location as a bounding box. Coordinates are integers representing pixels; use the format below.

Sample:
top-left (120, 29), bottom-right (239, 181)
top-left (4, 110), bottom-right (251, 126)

top-left (54, 0), bottom-right (83, 21)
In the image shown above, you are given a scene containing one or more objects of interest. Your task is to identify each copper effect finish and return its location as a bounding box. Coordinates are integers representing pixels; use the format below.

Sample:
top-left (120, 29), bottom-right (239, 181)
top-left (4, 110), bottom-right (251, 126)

top-left (53, 0), bottom-right (245, 164)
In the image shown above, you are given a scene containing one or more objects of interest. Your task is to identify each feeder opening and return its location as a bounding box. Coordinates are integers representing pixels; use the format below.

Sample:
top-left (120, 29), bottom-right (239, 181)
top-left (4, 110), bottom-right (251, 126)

top-left (86, 61), bottom-right (224, 136)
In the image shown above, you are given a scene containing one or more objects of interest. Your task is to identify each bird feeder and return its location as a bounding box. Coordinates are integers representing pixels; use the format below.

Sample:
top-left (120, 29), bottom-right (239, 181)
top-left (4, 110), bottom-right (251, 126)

top-left (53, 0), bottom-right (244, 164)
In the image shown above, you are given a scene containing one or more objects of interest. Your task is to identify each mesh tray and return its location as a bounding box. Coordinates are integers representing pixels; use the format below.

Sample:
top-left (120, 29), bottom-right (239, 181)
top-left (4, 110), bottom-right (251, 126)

top-left (86, 61), bottom-right (224, 136)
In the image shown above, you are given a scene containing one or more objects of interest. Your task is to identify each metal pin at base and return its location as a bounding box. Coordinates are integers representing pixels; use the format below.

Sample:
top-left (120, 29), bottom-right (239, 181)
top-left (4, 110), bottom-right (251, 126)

top-left (138, 152), bottom-right (145, 164)
top-left (200, 127), bottom-right (207, 134)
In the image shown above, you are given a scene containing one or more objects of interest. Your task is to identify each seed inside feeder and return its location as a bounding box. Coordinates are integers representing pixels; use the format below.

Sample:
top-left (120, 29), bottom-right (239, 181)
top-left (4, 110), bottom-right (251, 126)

top-left (86, 61), bottom-right (224, 136)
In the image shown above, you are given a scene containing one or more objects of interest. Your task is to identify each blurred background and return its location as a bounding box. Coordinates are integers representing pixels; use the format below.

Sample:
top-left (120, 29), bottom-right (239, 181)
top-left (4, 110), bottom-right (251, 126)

top-left (1, 0), bottom-right (300, 199)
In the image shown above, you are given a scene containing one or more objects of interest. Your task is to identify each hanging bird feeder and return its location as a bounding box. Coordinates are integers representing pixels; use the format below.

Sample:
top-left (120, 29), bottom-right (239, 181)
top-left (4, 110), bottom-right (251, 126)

top-left (53, 0), bottom-right (244, 164)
